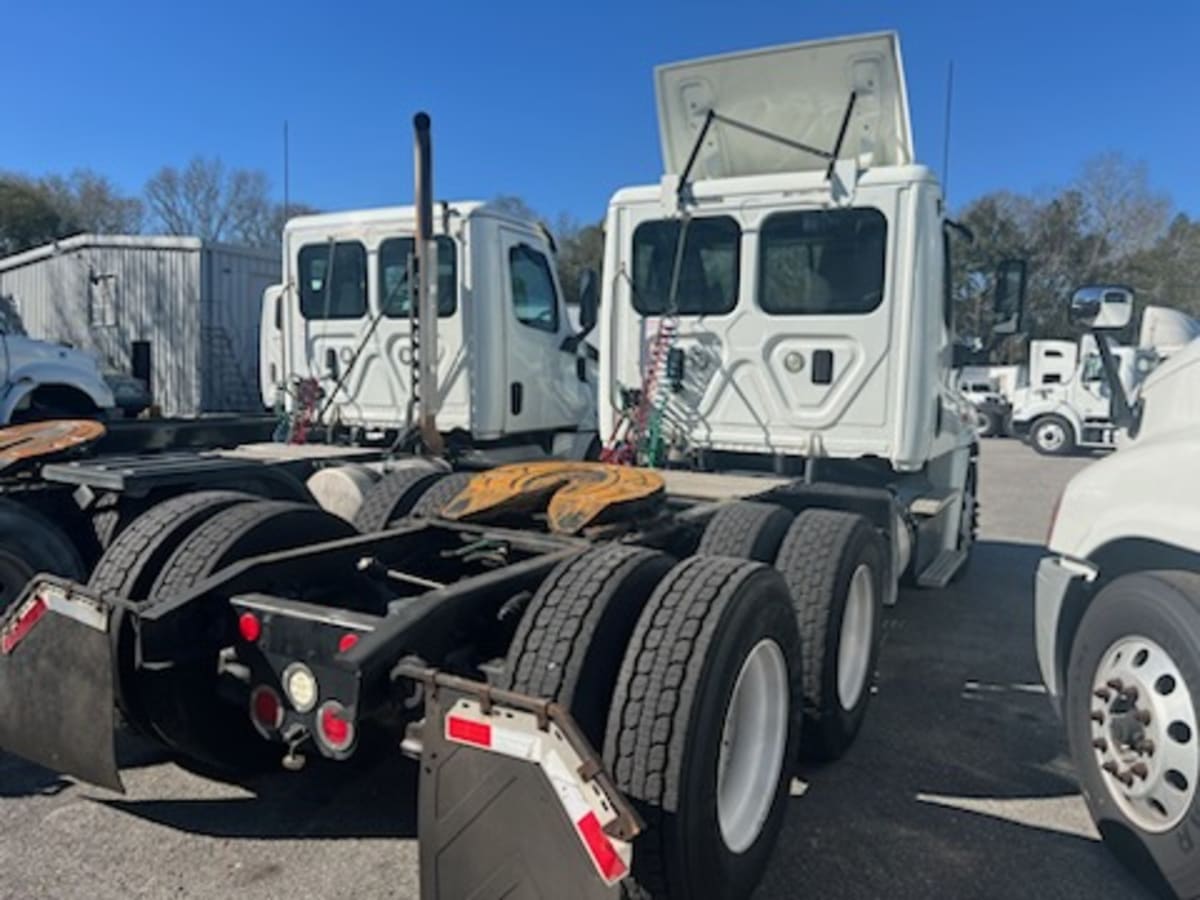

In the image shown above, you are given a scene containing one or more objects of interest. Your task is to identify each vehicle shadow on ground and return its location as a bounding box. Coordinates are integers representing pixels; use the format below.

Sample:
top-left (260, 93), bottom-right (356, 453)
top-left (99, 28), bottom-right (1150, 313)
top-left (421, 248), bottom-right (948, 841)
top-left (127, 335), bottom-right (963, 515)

top-left (756, 539), bottom-right (1152, 900)
top-left (96, 733), bottom-right (421, 840)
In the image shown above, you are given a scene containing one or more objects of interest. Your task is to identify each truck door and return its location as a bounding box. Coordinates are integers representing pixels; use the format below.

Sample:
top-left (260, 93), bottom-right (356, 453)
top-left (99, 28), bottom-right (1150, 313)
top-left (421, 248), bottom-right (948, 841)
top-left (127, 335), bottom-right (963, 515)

top-left (498, 228), bottom-right (587, 436)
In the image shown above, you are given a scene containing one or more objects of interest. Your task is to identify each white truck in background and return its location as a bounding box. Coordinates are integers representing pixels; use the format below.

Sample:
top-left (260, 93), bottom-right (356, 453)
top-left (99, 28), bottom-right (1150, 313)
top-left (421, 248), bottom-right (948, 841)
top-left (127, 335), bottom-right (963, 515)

top-left (1037, 285), bottom-right (1200, 899)
top-left (259, 201), bottom-right (599, 462)
top-left (1011, 297), bottom-right (1200, 455)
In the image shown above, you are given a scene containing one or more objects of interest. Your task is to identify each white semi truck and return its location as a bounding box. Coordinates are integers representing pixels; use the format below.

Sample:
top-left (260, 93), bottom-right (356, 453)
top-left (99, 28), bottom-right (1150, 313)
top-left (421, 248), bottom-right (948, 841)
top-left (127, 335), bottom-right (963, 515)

top-left (1012, 298), bottom-right (1199, 455)
top-left (0, 32), bottom-right (1024, 900)
top-left (1037, 285), bottom-right (1200, 899)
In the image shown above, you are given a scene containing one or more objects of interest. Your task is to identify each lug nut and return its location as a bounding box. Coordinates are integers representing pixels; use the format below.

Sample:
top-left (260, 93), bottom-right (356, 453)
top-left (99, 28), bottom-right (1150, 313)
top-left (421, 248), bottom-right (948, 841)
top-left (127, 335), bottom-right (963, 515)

top-left (1094, 688), bottom-right (1112, 702)
top-left (1138, 739), bottom-right (1156, 755)
top-left (1123, 685), bottom-right (1140, 701)
top-left (1136, 710), bottom-right (1152, 725)
top-left (1091, 710), bottom-right (1106, 724)
top-left (1107, 678), bottom-right (1125, 692)
top-left (1092, 737), bottom-right (1108, 752)
top-left (1102, 761), bottom-right (1120, 775)
top-left (1130, 763), bottom-right (1149, 780)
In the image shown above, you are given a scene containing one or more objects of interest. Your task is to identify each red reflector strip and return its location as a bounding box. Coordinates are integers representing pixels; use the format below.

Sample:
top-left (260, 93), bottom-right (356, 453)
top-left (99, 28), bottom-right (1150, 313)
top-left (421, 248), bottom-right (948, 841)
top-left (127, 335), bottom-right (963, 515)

top-left (1, 595), bottom-right (48, 656)
top-left (446, 715), bottom-right (492, 748)
top-left (576, 811), bottom-right (627, 882)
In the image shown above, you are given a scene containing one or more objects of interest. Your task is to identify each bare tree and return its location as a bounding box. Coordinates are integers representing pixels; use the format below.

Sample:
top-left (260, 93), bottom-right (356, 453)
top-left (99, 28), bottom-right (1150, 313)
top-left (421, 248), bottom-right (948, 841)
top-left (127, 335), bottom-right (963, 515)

top-left (144, 157), bottom-right (274, 244)
top-left (43, 170), bottom-right (143, 234)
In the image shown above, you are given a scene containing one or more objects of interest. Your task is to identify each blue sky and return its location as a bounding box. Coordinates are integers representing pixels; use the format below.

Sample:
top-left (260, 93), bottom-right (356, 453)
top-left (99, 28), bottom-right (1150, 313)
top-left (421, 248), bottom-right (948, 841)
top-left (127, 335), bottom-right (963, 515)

top-left (5, 0), bottom-right (1197, 223)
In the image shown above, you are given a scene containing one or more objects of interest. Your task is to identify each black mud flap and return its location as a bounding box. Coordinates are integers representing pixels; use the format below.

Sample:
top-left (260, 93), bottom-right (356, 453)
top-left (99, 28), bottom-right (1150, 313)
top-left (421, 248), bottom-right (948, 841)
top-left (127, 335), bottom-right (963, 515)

top-left (0, 578), bottom-right (122, 793)
top-left (406, 667), bottom-right (639, 900)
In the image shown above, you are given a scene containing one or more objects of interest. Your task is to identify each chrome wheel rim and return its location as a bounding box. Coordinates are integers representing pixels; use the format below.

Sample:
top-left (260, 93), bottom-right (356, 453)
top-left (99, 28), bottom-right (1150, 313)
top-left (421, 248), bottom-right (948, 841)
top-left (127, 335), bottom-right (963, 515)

top-left (717, 638), bottom-right (789, 854)
top-left (1090, 635), bottom-right (1198, 833)
top-left (1036, 421), bottom-right (1065, 452)
top-left (837, 564), bottom-right (875, 710)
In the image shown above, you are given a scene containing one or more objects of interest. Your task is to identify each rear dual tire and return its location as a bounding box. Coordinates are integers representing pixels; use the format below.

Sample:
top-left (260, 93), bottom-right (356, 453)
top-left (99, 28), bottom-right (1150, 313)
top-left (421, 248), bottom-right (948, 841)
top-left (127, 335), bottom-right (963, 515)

top-left (506, 547), bottom-right (802, 900)
top-left (606, 556), bottom-right (802, 900)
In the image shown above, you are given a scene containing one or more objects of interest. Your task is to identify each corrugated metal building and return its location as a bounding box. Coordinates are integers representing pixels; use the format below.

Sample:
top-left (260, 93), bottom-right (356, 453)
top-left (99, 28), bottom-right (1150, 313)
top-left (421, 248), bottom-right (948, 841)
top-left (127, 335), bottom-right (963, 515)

top-left (0, 235), bottom-right (279, 416)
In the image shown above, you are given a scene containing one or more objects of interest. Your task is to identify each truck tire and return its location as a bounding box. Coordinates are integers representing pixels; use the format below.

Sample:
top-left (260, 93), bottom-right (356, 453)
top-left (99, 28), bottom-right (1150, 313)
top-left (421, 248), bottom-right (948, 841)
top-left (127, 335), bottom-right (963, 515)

top-left (696, 501), bottom-right (794, 562)
top-left (90, 493), bottom-right (154, 549)
top-left (353, 467), bottom-right (445, 533)
top-left (89, 490), bottom-right (254, 600)
top-left (1066, 571), bottom-right (1200, 899)
top-left (410, 471), bottom-right (475, 519)
top-left (604, 556), bottom-right (801, 900)
top-left (503, 545), bottom-right (674, 746)
top-left (140, 500), bottom-right (357, 773)
top-left (0, 498), bottom-right (86, 618)
top-left (975, 408), bottom-right (1001, 438)
top-left (774, 509), bottom-right (885, 761)
top-left (1031, 414), bottom-right (1076, 456)
top-left (91, 490), bottom-right (258, 735)
top-left (950, 456), bottom-right (980, 583)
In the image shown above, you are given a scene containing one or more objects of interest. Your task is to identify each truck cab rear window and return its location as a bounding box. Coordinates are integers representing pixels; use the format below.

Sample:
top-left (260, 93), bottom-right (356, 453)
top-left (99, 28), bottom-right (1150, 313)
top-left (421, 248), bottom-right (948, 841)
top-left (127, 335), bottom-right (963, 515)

top-left (758, 209), bottom-right (887, 315)
top-left (379, 236), bottom-right (458, 317)
top-left (631, 216), bottom-right (740, 315)
top-left (299, 241), bottom-right (367, 319)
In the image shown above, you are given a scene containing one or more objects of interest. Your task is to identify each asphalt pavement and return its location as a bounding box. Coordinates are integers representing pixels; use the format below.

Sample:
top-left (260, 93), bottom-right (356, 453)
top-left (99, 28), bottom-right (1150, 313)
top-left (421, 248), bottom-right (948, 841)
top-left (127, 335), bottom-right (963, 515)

top-left (0, 440), bottom-right (1154, 899)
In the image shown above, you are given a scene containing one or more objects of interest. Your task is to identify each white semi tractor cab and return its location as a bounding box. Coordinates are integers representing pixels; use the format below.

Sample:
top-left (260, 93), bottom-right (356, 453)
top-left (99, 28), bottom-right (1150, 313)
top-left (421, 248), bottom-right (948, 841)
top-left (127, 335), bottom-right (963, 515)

top-left (1037, 286), bottom-right (1200, 898)
top-left (600, 31), bottom-right (1024, 594)
top-left (260, 201), bottom-right (598, 459)
top-left (1012, 297), bottom-right (1200, 455)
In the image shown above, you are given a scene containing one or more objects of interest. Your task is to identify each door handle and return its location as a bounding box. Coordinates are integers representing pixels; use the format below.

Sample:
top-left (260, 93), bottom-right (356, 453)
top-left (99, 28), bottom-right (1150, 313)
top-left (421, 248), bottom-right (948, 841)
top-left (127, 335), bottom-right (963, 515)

top-left (812, 350), bottom-right (833, 385)
top-left (326, 348), bottom-right (339, 379)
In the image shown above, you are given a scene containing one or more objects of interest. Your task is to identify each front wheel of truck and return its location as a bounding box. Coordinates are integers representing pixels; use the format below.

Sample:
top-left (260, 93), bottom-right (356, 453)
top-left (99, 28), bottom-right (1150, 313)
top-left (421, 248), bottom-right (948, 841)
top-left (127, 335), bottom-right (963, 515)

top-left (1066, 570), bottom-right (1200, 899)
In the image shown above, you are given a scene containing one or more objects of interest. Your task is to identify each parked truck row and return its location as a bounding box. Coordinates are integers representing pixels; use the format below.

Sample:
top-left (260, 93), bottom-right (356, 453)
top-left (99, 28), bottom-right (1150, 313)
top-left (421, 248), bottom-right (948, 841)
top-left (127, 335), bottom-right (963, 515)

top-left (1, 32), bottom-right (1030, 899)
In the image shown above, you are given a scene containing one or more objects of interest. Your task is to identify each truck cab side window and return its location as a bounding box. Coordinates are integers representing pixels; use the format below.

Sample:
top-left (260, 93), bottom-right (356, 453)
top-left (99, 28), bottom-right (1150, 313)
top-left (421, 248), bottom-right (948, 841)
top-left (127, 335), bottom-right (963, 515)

top-left (299, 242), bottom-right (367, 319)
top-left (509, 244), bottom-right (559, 333)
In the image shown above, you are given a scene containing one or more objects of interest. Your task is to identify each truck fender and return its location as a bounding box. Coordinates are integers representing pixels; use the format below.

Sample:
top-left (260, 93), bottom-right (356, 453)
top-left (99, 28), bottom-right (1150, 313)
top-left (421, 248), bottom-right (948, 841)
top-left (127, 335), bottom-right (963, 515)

top-left (0, 364), bottom-right (115, 423)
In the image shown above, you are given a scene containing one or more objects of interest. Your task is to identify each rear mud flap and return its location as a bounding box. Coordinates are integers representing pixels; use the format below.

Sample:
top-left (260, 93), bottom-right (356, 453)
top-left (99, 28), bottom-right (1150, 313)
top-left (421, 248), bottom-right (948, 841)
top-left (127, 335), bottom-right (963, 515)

top-left (0, 579), bottom-right (122, 793)
top-left (409, 669), bottom-right (639, 900)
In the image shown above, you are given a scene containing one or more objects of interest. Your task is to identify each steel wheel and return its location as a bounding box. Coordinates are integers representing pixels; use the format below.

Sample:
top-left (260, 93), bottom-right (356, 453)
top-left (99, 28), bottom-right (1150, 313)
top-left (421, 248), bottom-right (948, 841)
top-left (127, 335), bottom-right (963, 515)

top-left (1090, 635), bottom-right (1199, 833)
top-left (1035, 419), bottom-right (1067, 453)
top-left (836, 564), bottom-right (875, 710)
top-left (717, 638), bottom-right (790, 854)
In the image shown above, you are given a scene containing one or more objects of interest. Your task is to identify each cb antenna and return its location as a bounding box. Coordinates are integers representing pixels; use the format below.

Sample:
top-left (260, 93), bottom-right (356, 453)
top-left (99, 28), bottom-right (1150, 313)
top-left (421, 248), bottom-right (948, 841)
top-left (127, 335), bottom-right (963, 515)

top-left (283, 120), bottom-right (290, 222)
top-left (941, 60), bottom-right (955, 204)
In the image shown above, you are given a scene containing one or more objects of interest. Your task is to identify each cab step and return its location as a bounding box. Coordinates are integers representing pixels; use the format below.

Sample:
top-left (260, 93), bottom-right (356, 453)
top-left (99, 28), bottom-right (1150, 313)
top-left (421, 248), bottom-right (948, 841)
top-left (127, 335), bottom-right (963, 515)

top-left (917, 548), bottom-right (968, 589)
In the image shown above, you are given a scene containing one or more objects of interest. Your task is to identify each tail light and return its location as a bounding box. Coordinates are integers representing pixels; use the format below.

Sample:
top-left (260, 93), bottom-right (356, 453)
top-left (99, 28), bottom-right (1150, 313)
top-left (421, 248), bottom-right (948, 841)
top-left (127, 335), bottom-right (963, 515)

top-left (238, 612), bottom-right (262, 643)
top-left (316, 700), bottom-right (356, 756)
top-left (337, 632), bottom-right (360, 653)
top-left (249, 686), bottom-right (284, 736)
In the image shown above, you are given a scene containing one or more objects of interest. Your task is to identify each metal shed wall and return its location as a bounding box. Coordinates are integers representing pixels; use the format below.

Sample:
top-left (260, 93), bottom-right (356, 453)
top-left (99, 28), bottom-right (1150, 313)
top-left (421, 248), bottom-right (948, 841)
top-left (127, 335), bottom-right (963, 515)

top-left (200, 244), bottom-right (279, 412)
top-left (0, 236), bottom-right (280, 417)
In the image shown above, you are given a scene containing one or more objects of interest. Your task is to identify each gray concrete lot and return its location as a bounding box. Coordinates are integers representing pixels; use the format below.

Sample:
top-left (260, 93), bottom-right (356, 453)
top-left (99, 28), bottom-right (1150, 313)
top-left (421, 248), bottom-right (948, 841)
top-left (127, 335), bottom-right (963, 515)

top-left (0, 440), bottom-right (1153, 899)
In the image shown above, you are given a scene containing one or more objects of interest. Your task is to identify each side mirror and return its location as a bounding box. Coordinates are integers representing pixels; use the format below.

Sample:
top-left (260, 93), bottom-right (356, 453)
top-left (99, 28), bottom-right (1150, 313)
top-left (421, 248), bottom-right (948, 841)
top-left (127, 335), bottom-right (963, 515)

top-left (1070, 285), bottom-right (1134, 331)
top-left (577, 268), bottom-right (599, 336)
top-left (991, 259), bottom-right (1027, 336)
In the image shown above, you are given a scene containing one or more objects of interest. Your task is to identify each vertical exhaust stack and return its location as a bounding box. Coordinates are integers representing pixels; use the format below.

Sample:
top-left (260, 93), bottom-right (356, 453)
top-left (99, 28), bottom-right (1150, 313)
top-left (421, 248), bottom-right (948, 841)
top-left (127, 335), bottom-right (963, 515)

top-left (412, 112), bottom-right (443, 454)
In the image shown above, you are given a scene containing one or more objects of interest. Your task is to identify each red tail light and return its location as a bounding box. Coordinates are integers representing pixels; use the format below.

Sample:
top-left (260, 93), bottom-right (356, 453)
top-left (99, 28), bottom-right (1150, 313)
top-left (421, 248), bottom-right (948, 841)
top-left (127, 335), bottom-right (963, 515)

top-left (238, 612), bottom-right (262, 643)
top-left (337, 632), bottom-right (360, 653)
top-left (316, 700), bottom-right (356, 755)
top-left (249, 686), bottom-right (284, 736)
